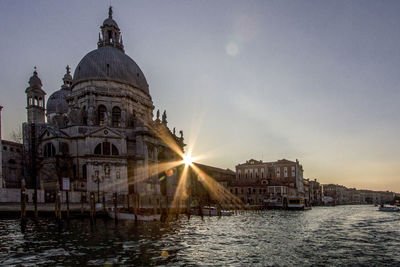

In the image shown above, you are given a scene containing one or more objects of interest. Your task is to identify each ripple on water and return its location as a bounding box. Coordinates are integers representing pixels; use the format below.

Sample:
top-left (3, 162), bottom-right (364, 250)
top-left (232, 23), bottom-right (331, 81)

top-left (0, 206), bottom-right (400, 265)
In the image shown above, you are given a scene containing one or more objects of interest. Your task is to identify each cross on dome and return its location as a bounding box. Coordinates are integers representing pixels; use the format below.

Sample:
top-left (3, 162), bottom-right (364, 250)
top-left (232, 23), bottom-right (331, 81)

top-left (109, 6), bottom-right (113, 18)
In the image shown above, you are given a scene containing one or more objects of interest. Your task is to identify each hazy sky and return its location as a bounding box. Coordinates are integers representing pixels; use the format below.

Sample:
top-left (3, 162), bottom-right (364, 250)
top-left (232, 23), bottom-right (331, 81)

top-left (0, 0), bottom-right (399, 192)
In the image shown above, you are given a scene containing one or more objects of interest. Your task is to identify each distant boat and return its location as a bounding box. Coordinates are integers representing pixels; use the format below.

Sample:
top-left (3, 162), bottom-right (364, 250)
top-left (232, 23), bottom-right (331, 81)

top-left (378, 206), bottom-right (400, 212)
top-left (108, 208), bottom-right (161, 221)
top-left (192, 206), bottom-right (233, 216)
top-left (287, 197), bottom-right (305, 210)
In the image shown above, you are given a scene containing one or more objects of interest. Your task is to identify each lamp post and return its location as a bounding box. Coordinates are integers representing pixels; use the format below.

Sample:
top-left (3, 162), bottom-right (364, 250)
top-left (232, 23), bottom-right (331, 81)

top-left (92, 171), bottom-right (103, 203)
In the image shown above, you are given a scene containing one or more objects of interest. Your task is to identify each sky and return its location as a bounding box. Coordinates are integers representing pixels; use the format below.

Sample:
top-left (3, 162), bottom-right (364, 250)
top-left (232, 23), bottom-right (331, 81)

top-left (0, 0), bottom-right (399, 192)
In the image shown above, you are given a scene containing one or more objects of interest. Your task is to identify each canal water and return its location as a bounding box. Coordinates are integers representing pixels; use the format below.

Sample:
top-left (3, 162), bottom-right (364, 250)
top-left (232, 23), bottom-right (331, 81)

top-left (0, 205), bottom-right (399, 266)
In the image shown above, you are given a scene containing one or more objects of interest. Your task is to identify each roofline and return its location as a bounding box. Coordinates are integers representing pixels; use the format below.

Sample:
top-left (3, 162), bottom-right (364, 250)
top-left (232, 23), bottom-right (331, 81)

top-left (1, 139), bottom-right (23, 146)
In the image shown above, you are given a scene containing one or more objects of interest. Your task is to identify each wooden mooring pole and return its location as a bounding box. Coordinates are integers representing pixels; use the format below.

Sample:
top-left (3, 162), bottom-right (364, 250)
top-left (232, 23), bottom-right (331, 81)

top-left (133, 194), bottom-right (138, 222)
top-left (127, 194), bottom-right (130, 211)
top-left (113, 192), bottom-right (118, 223)
top-left (66, 190), bottom-right (70, 219)
top-left (80, 192), bottom-right (84, 216)
top-left (54, 181), bottom-right (62, 222)
top-left (102, 192), bottom-right (106, 213)
top-left (153, 197), bottom-right (157, 215)
top-left (90, 192), bottom-right (95, 224)
top-left (20, 179), bottom-right (27, 222)
top-left (186, 196), bottom-right (191, 220)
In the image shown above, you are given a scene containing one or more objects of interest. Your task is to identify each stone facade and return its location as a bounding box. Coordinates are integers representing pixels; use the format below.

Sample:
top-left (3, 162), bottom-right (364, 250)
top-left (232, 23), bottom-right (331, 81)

top-left (309, 179), bottom-right (323, 205)
top-left (230, 158), bottom-right (305, 205)
top-left (1, 140), bottom-right (23, 188)
top-left (20, 7), bottom-right (185, 204)
top-left (322, 184), bottom-right (396, 205)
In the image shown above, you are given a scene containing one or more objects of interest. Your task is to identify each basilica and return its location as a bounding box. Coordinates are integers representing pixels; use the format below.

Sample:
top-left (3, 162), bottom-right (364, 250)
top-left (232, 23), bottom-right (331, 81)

top-left (21, 7), bottom-right (185, 204)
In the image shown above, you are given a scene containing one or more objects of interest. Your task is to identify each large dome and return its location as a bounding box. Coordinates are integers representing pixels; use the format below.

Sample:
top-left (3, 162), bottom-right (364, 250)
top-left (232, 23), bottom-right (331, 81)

top-left (73, 46), bottom-right (149, 94)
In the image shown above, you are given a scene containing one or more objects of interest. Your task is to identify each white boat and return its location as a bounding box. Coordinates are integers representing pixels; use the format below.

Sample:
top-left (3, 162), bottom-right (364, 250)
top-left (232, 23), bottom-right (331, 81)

top-left (108, 208), bottom-right (161, 221)
top-left (378, 206), bottom-right (400, 212)
top-left (192, 206), bottom-right (233, 216)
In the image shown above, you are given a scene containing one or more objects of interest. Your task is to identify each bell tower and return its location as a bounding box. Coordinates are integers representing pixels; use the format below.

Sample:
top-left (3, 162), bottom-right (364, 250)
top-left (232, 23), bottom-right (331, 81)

top-left (0, 106), bottom-right (3, 188)
top-left (26, 67), bottom-right (46, 123)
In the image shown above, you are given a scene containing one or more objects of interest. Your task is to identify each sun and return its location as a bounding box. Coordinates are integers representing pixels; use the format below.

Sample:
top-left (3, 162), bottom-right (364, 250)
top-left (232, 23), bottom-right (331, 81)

top-left (182, 153), bottom-right (194, 166)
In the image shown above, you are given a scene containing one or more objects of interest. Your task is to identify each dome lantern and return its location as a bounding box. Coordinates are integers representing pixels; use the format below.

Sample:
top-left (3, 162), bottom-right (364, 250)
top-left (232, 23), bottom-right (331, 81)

top-left (29, 66), bottom-right (43, 87)
top-left (73, 7), bottom-right (149, 94)
top-left (98, 6), bottom-right (124, 52)
top-left (62, 65), bottom-right (72, 88)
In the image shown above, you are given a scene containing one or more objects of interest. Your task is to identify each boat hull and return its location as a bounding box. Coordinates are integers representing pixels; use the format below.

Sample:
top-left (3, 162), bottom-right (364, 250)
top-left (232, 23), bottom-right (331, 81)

top-left (108, 210), bottom-right (161, 221)
top-left (378, 206), bottom-right (400, 212)
top-left (191, 207), bottom-right (233, 216)
top-left (287, 204), bottom-right (305, 210)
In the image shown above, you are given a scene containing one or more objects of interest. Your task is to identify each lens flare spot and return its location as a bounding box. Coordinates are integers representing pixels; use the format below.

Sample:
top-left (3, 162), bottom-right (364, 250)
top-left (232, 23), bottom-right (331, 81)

top-left (161, 250), bottom-right (169, 258)
top-left (226, 42), bottom-right (239, 56)
top-left (165, 169), bottom-right (174, 177)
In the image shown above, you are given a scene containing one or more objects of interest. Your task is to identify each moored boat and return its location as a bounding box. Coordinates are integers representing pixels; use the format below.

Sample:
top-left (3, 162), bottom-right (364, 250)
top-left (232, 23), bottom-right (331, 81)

top-left (191, 206), bottom-right (233, 216)
top-left (108, 208), bottom-right (161, 221)
top-left (287, 197), bottom-right (305, 210)
top-left (378, 205), bottom-right (400, 212)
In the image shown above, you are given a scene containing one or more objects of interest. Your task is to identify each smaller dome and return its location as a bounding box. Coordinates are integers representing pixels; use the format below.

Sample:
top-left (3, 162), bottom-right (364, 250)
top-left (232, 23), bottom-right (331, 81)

top-left (103, 17), bottom-right (119, 28)
top-left (47, 89), bottom-right (69, 115)
top-left (29, 70), bottom-right (42, 87)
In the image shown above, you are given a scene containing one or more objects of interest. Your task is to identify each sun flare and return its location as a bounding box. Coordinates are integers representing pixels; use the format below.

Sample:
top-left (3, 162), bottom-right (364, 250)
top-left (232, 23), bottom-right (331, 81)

top-left (182, 153), bottom-right (194, 166)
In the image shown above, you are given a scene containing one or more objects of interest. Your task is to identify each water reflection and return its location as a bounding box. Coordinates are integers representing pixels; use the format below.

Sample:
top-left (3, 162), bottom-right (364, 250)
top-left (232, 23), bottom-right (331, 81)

top-left (0, 205), bottom-right (399, 265)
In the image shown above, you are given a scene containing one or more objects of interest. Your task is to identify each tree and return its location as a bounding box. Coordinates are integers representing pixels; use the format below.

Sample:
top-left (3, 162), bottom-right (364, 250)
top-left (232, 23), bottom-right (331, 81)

top-left (10, 126), bottom-right (23, 143)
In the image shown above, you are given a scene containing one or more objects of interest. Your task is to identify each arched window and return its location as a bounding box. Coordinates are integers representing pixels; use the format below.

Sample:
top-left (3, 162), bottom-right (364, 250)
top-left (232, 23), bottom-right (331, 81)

top-left (59, 142), bottom-right (69, 155)
top-left (103, 142), bottom-right (110, 155)
top-left (34, 97), bottom-right (39, 106)
top-left (97, 105), bottom-right (107, 126)
top-left (43, 143), bottom-right (56, 157)
top-left (81, 106), bottom-right (88, 125)
top-left (112, 107), bottom-right (121, 127)
top-left (112, 144), bottom-right (119, 155)
top-left (82, 164), bottom-right (87, 179)
top-left (131, 110), bottom-right (136, 127)
top-left (39, 97), bottom-right (43, 107)
top-left (73, 165), bottom-right (77, 179)
top-left (94, 143), bottom-right (102, 155)
top-left (148, 146), bottom-right (153, 159)
top-left (94, 142), bottom-right (119, 156)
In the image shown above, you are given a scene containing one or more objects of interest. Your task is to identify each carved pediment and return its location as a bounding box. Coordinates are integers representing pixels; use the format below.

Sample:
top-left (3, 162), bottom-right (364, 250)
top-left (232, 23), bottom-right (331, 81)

top-left (86, 126), bottom-right (123, 138)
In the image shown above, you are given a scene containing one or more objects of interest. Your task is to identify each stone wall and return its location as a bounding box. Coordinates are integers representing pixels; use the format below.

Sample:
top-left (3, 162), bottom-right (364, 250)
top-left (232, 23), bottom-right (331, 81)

top-left (0, 188), bottom-right (44, 203)
top-left (0, 188), bottom-right (86, 203)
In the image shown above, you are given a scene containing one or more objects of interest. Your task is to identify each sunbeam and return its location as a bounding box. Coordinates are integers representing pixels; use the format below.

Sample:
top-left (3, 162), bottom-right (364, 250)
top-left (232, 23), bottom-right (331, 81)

top-left (191, 164), bottom-right (244, 209)
top-left (168, 164), bottom-right (190, 220)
